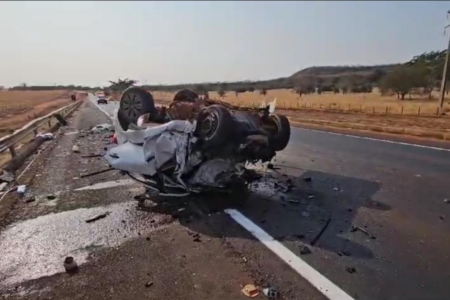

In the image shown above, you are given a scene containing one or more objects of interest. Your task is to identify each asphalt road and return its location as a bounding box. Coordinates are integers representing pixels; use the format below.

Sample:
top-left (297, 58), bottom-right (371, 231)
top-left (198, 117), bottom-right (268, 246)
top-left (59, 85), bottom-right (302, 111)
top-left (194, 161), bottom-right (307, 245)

top-left (1, 96), bottom-right (450, 300)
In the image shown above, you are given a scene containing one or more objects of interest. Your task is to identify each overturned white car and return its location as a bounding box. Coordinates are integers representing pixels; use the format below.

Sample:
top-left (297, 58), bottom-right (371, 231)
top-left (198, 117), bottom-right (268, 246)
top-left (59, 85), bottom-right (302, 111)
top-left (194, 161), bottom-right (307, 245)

top-left (105, 87), bottom-right (291, 197)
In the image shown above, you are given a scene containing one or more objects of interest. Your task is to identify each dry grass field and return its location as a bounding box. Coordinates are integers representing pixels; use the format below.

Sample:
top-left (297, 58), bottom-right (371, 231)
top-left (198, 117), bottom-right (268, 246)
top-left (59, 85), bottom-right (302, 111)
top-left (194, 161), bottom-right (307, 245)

top-left (0, 90), bottom-right (73, 137)
top-left (151, 88), bottom-right (450, 116)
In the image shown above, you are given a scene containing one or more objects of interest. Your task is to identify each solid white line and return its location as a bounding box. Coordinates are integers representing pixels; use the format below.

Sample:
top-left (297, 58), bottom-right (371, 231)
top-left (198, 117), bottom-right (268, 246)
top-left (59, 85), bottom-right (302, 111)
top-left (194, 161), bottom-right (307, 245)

top-left (225, 209), bottom-right (354, 300)
top-left (295, 127), bottom-right (450, 152)
top-left (75, 179), bottom-right (137, 191)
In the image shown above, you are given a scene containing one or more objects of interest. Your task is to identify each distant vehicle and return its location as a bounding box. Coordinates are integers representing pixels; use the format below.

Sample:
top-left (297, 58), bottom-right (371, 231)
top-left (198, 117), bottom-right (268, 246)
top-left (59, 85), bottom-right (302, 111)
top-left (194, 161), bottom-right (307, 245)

top-left (97, 96), bottom-right (108, 105)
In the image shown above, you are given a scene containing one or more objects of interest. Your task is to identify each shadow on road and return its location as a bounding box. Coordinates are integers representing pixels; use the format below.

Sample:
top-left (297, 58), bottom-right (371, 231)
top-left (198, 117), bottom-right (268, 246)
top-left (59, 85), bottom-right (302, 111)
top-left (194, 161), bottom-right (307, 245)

top-left (138, 167), bottom-right (390, 261)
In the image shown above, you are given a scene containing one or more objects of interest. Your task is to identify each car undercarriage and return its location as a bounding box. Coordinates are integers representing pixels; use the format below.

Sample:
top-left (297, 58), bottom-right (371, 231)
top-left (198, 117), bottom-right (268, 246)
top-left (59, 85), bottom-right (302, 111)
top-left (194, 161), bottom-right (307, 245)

top-left (105, 87), bottom-right (291, 196)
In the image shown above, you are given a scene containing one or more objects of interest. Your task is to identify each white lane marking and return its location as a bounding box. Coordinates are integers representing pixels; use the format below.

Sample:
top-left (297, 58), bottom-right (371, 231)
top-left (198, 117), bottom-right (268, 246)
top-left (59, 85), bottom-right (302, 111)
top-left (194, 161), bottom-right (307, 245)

top-left (225, 209), bottom-right (354, 300)
top-left (295, 127), bottom-right (450, 152)
top-left (75, 179), bottom-right (137, 191)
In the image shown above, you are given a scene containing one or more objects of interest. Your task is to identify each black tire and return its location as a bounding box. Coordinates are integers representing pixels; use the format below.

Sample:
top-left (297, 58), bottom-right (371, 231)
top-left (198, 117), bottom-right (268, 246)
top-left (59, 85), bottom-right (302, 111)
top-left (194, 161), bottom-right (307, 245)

top-left (268, 114), bottom-right (290, 151)
top-left (117, 108), bottom-right (133, 131)
top-left (196, 105), bottom-right (234, 148)
top-left (120, 87), bottom-right (156, 124)
top-left (173, 89), bottom-right (198, 103)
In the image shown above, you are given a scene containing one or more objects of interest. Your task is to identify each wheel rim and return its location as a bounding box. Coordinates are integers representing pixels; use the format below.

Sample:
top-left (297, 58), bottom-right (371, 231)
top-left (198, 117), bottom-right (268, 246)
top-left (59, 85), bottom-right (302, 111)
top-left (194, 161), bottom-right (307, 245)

top-left (200, 112), bottom-right (218, 139)
top-left (121, 93), bottom-right (143, 120)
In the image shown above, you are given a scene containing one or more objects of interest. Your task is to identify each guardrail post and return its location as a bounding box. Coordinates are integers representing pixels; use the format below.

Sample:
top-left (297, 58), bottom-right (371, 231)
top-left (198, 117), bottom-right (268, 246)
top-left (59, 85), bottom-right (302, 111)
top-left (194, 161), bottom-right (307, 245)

top-left (385, 106), bottom-right (388, 114)
top-left (401, 106), bottom-right (404, 115)
top-left (9, 146), bottom-right (16, 157)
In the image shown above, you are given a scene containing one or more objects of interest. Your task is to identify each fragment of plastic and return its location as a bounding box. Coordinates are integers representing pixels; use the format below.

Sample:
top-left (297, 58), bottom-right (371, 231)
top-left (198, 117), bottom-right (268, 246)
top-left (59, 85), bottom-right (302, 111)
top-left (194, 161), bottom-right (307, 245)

top-left (36, 133), bottom-right (54, 140)
top-left (241, 284), bottom-right (259, 298)
top-left (17, 185), bottom-right (26, 194)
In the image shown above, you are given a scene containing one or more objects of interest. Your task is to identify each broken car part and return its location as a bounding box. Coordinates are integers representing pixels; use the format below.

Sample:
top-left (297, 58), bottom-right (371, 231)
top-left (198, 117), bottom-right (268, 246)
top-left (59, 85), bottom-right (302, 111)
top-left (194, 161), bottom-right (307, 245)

top-left (105, 87), bottom-right (291, 197)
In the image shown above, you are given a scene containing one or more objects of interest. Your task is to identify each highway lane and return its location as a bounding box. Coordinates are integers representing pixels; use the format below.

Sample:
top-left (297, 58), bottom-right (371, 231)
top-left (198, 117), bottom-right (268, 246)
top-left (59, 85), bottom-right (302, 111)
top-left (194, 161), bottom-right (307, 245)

top-left (93, 98), bottom-right (450, 299)
top-left (1, 97), bottom-right (449, 299)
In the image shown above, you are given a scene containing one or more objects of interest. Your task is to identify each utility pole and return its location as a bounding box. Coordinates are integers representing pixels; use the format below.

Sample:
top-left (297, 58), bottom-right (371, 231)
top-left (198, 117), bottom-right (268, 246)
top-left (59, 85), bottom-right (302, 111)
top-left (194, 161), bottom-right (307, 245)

top-left (439, 11), bottom-right (450, 114)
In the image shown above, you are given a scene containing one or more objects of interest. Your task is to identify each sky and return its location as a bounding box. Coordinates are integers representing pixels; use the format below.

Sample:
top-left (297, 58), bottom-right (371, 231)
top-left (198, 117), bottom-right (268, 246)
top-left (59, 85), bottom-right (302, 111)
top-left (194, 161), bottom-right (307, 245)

top-left (0, 1), bottom-right (450, 87)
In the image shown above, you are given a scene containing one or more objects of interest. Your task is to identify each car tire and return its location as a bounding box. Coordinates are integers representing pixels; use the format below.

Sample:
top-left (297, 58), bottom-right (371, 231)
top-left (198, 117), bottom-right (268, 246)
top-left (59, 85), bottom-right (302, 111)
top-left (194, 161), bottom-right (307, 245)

top-left (268, 114), bottom-right (290, 151)
top-left (173, 89), bottom-right (198, 103)
top-left (196, 105), bottom-right (234, 148)
top-left (120, 87), bottom-right (156, 124)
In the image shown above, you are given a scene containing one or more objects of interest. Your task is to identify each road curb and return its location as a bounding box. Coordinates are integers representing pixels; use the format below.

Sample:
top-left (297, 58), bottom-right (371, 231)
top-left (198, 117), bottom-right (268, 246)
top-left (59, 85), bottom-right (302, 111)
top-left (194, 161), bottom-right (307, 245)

top-left (288, 117), bottom-right (450, 141)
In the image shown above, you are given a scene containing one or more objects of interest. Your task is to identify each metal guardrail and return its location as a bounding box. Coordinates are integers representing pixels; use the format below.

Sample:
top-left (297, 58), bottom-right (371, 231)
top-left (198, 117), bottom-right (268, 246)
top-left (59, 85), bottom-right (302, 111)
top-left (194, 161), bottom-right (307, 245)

top-left (0, 101), bottom-right (82, 156)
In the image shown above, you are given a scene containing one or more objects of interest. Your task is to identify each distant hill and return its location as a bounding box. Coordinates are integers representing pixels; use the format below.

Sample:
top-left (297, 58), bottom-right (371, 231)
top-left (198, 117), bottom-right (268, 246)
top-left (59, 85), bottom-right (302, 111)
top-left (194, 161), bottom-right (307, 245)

top-left (290, 64), bottom-right (398, 80)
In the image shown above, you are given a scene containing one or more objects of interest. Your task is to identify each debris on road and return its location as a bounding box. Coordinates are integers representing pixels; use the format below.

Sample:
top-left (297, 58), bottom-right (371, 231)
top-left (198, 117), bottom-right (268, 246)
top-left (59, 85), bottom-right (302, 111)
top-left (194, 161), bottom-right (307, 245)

top-left (25, 196), bottom-right (36, 203)
top-left (332, 186), bottom-right (340, 192)
top-left (145, 281), bottom-right (154, 288)
top-left (85, 212), bottom-right (110, 223)
top-left (288, 199), bottom-right (299, 204)
top-left (46, 194), bottom-right (56, 200)
top-left (350, 225), bottom-right (376, 239)
top-left (90, 123), bottom-right (113, 133)
top-left (308, 195), bottom-right (315, 199)
top-left (16, 185), bottom-right (26, 195)
top-left (0, 182), bottom-right (8, 192)
top-left (299, 245), bottom-right (312, 255)
top-left (0, 171), bottom-right (15, 183)
top-left (263, 287), bottom-right (279, 299)
top-left (303, 176), bottom-right (312, 182)
top-left (81, 154), bottom-right (104, 158)
top-left (440, 215), bottom-right (445, 221)
top-left (36, 133), bottom-right (54, 140)
top-left (72, 145), bottom-right (80, 153)
top-left (242, 284), bottom-right (259, 298)
top-left (444, 199), bottom-right (449, 204)
top-left (338, 250), bottom-right (351, 257)
top-left (267, 163), bottom-right (274, 169)
top-left (346, 267), bottom-right (356, 274)
top-left (63, 256), bottom-right (78, 273)
top-left (80, 167), bottom-right (114, 178)
top-left (311, 217), bottom-right (331, 246)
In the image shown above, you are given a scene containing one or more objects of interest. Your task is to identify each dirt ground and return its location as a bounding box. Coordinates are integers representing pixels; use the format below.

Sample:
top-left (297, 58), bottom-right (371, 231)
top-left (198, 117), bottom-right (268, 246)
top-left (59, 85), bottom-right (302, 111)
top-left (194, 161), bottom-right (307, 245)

top-left (0, 90), bottom-right (73, 136)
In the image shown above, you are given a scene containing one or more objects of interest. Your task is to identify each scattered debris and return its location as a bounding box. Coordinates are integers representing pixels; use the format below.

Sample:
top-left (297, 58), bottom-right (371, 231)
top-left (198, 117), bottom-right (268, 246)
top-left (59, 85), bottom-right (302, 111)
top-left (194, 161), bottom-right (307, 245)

top-left (299, 245), bottom-right (312, 255)
top-left (350, 225), bottom-right (376, 239)
top-left (80, 167), bottom-right (114, 178)
top-left (72, 145), bottom-right (80, 153)
top-left (288, 199), bottom-right (299, 204)
top-left (308, 195), bottom-right (315, 199)
top-left (25, 196), bottom-right (36, 203)
top-left (332, 186), bottom-right (340, 192)
top-left (263, 287), bottom-right (279, 299)
top-left (81, 154), bottom-right (104, 158)
top-left (85, 212), bottom-right (110, 223)
top-left (46, 194), bottom-right (56, 200)
top-left (134, 194), bottom-right (147, 201)
top-left (36, 133), bottom-right (54, 140)
top-left (415, 174), bottom-right (421, 178)
top-left (267, 163), bottom-right (274, 169)
top-left (63, 256), bottom-right (78, 273)
top-left (303, 177), bottom-right (312, 182)
top-left (440, 215), bottom-right (445, 221)
top-left (347, 208), bottom-right (353, 212)
top-left (294, 234), bottom-right (305, 239)
top-left (0, 182), bottom-right (8, 192)
top-left (338, 251), bottom-right (351, 257)
top-left (242, 257), bottom-right (248, 263)
top-left (145, 282), bottom-right (154, 288)
top-left (90, 123), bottom-right (113, 133)
top-left (242, 284), bottom-right (259, 298)
top-left (16, 185), bottom-right (26, 195)
top-left (0, 171), bottom-right (15, 183)
top-left (311, 217), bottom-right (332, 246)
top-left (444, 199), bottom-right (449, 204)
top-left (346, 267), bottom-right (356, 274)
top-left (178, 208), bottom-right (186, 212)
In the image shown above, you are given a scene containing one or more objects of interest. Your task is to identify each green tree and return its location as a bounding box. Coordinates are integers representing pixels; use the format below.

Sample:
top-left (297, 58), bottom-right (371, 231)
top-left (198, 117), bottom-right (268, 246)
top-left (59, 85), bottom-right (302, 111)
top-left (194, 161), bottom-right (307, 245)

top-left (380, 66), bottom-right (416, 100)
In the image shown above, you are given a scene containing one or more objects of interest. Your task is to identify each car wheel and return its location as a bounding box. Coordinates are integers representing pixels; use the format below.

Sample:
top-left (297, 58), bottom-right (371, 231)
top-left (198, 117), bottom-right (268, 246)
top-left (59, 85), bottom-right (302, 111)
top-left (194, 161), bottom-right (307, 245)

top-left (268, 114), bottom-right (290, 151)
top-left (173, 89), bottom-right (199, 103)
top-left (120, 87), bottom-right (157, 124)
top-left (196, 105), bottom-right (234, 148)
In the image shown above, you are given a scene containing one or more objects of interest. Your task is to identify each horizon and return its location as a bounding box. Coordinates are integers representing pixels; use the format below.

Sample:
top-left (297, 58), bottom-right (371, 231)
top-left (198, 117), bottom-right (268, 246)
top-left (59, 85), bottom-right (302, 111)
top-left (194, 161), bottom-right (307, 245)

top-left (1, 1), bottom-right (449, 87)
